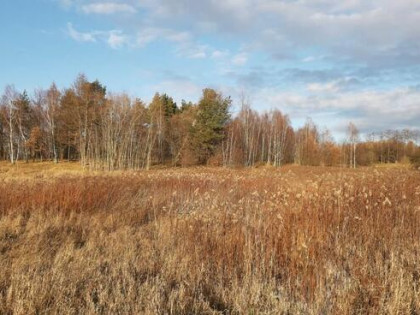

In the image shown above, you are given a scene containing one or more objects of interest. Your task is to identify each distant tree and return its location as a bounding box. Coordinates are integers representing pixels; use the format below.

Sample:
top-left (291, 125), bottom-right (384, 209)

top-left (148, 93), bottom-right (178, 164)
top-left (180, 100), bottom-right (194, 112)
top-left (1, 86), bottom-right (18, 164)
top-left (58, 88), bottom-right (79, 161)
top-left (15, 90), bottom-right (36, 162)
top-left (409, 147), bottom-right (420, 169)
top-left (295, 119), bottom-right (320, 166)
top-left (35, 83), bottom-right (62, 163)
top-left (347, 122), bottom-right (359, 168)
top-left (46, 84), bottom-right (60, 163)
top-left (191, 89), bottom-right (231, 164)
top-left (238, 96), bottom-right (261, 166)
top-left (27, 126), bottom-right (44, 161)
top-left (74, 75), bottom-right (106, 168)
top-left (1, 74), bottom-right (419, 170)
top-left (160, 93), bottom-right (178, 117)
top-left (168, 105), bottom-right (197, 166)
top-left (266, 110), bottom-right (293, 167)
top-left (148, 93), bottom-right (164, 165)
top-left (320, 128), bottom-right (340, 166)
top-left (0, 108), bottom-right (4, 160)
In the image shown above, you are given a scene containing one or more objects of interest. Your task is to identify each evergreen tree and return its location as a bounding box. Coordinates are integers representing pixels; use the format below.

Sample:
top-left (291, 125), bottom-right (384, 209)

top-left (180, 100), bottom-right (194, 112)
top-left (191, 88), bottom-right (231, 164)
top-left (15, 90), bottom-right (34, 162)
top-left (160, 93), bottom-right (178, 118)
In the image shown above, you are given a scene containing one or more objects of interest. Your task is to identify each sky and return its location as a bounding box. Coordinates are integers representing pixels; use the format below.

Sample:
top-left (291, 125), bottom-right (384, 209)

top-left (1, 0), bottom-right (420, 139)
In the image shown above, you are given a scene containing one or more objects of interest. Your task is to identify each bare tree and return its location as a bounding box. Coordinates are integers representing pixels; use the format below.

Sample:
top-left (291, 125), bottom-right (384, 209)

top-left (348, 122), bottom-right (359, 168)
top-left (46, 84), bottom-right (60, 163)
top-left (1, 86), bottom-right (18, 164)
top-left (295, 119), bottom-right (320, 166)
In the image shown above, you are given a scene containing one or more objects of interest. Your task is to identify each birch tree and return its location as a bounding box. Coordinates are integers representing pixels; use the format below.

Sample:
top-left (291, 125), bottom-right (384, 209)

top-left (1, 86), bottom-right (18, 164)
top-left (348, 122), bottom-right (359, 168)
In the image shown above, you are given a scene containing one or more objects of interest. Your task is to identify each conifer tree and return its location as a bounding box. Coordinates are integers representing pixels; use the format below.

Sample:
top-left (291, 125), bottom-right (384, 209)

top-left (191, 88), bottom-right (231, 164)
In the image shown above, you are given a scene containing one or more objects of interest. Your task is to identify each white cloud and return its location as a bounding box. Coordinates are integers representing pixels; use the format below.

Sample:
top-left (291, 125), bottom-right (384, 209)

top-left (302, 56), bottom-right (316, 63)
top-left (302, 55), bottom-right (326, 63)
top-left (58, 0), bottom-right (420, 132)
top-left (136, 27), bottom-right (210, 59)
top-left (307, 82), bottom-right (339, 93)
top-left (60, 0), bottom-right (420, 67)
top-left (148, 79), bottom-right (203, 104)
top-left (184, 50), bottom-right (206, 59)
top-left (59, 0), bottom-right (420, 71)
top-left (136, 28), bottom-right (191, 47)
top-left (175, 43), bottom-right (208, 59)
top-left (81, 2), bottom-right (136, 14)
top-left (107, 31), bottom-right (127, 49)
top-left (58, 0), bottom-right (74, 8)
top-left (67, 23), bottom-right (97, 42)
top-left (232, 53), bottom-right (248, 66)
top-left (67, 23), bottom-right (128, 49)
top-left (211, 50), bottom-right (228, 59)
top-left (253, 86), bottom-right (420, 133)
top-left (135, 0), bottom-right (420, 68)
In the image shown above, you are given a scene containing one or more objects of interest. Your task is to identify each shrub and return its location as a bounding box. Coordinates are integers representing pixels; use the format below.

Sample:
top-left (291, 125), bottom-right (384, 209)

top-left (409, 148), bottom-right (420, 169)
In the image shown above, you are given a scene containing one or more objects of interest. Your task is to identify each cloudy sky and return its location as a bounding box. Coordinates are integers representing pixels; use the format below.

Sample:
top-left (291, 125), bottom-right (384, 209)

top-left (1, 0), bottom-right (420, 138)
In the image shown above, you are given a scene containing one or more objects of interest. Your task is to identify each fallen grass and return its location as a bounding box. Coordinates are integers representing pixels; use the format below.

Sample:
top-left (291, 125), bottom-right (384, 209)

top-left (0, 163), bottom-right (419, 314)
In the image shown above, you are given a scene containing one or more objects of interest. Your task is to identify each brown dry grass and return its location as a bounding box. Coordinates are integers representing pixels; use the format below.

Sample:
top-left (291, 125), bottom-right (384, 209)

top-left (0, 162), bottom-right (419, 314)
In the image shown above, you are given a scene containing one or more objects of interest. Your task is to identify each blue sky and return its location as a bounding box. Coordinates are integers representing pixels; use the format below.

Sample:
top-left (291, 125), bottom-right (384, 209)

top-left (1, 0), bottom-right (420, 139)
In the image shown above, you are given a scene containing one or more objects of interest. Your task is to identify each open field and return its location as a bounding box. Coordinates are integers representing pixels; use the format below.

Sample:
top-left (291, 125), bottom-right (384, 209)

top-left (0, 162), bottom-right (419, 314)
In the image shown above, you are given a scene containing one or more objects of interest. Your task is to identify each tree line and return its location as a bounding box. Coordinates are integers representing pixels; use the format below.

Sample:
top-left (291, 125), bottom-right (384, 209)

top-left (1, 74), bottom-right (419, 170)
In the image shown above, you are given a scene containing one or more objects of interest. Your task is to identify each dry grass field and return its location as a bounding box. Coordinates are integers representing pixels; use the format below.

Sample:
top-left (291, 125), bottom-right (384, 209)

top-left (0, 162), bottom-right (419, 314)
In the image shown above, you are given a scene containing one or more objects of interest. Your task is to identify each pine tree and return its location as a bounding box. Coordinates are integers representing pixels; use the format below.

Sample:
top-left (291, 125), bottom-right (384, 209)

top-left (191, 88), bottom-right (231, 164)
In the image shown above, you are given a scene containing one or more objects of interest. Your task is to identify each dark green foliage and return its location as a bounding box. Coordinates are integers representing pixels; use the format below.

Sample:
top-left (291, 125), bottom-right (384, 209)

top-left (190, 89), bottom-right (231, 164)
top-left (160, 94), bottom-right (178, 118)
top-left (90, 80), bottom-right (106, 96)
top-left (180, 100), bottom-right (194, 112)
top-left (149, 93), bottom-right (178, 120)
top-left (15, 90), bottom-right (33, 125)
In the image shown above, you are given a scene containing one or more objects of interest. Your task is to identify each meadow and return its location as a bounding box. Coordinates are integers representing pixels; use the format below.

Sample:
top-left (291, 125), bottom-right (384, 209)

top-left (0, 162), bottom-right (419, 314)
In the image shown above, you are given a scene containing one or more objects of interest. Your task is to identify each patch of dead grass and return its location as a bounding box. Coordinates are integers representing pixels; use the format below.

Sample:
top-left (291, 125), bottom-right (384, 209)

top-left (0, 164), bottom-right (419, 313)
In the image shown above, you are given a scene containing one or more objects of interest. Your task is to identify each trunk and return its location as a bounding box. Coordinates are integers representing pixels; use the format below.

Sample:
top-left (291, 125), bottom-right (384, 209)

top-left (353, 142), bottom-right (357, 169)
top-left (9, 120), bottom-right (14, 164)
top-left (51, 123), bottom-right (58, 163)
